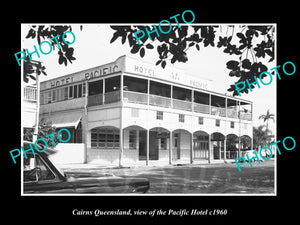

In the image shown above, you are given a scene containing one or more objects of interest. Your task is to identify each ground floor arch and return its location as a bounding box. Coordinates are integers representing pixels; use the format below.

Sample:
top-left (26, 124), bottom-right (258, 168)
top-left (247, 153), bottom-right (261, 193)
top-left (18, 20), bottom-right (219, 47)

top-left (241, 135), bottom-right (252, 151)
top-left (211, 132), bottom-right (225, 160)
top-left (86, 123), bottom-right (253, 165)
top-left (193, 130), bottom-right (209, 160)
top-left (226, 134), bottom-right (239, 159)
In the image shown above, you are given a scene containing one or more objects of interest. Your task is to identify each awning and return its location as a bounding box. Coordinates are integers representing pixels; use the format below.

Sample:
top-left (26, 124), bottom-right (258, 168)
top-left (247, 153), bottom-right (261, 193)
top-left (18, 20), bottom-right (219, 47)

top-left (41, 111), bottom-right (82, 129)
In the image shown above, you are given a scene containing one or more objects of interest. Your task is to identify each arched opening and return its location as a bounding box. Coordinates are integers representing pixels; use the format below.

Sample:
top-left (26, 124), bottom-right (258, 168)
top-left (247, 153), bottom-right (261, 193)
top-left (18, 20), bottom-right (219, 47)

top-left (90, 126), bottom-right (120, 149)
top-left (149, 127), bottom-right (170, 160)
top-left (193, 131), bottom-right (209, 159)
top-left (226, 134), bottom-right (239, 159)
top-left (172, 129), bottom-right (191, 161)
top-left (211, 132), bottom-right (225, 160)
top-left (241, 135), bottom-right (252, 151)
top-left (123, 125), bottom-right (147, 161)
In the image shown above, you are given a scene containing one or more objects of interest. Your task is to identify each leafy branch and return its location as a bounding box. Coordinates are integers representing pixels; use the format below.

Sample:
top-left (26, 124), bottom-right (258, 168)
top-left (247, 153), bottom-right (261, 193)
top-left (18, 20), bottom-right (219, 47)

top-left (24, 25), bottom-right (80, 83)
top-left (109, 25), bottom-right (275, 96)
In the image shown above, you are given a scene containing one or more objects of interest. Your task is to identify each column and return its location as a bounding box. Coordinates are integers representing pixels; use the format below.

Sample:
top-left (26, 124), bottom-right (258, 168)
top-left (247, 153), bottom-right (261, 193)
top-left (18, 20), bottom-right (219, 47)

top-left (146, 129), bottom-right (149, 166)
top-left (119, 127), bottom-right (123, 167)
top-left (224, 136), bottom-right (227, 162)
top-left (238, 101), bottom-right (241, 158)
top-left (83, 80), bottom-right (88, 163)
top-left (219, 141), bottom-right (221, 160)
top-left (208, 134), bottom-right (211, 163)
top-left (169, 131), bottom-right (172, 165)
top-left (209, 94), bottom-right (212, 115)
top-left (102, 79), bottom-right (105, 104)
top-left (120, 73), bottom-right (124, 102)
top-left (190, 132), bottom-right (194, 164)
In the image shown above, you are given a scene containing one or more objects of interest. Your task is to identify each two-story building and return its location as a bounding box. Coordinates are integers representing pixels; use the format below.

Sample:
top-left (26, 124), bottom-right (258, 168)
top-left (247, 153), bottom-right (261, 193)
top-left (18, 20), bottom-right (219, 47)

top-left (39, 55), bottom-right (253, 166)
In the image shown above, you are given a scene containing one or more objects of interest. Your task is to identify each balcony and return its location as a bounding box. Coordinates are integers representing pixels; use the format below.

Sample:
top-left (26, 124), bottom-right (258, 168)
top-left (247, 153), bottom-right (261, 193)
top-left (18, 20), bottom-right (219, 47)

top-left (227, 108), bottom-right (239, 119)
top-left (194, 103), bottom-right (210, 114)
top-left (88, 93), bottom-right (103, 106)
top-left (88, 90), bottom-right (120, 106)
top-left (24, 86), bottom-right (37, 102)
top-left (123, 91), bottom-right (148, 104)
top-left (240, 112), bottom-right (252, 121)
top-left (149, 94), bottom-right (171, 108)
top-left (172, 99), bottom-right (192, 111)
top-left (87, 90), bottom-right (251, 121)
top-left (211, 106), bottom-right (226, 117)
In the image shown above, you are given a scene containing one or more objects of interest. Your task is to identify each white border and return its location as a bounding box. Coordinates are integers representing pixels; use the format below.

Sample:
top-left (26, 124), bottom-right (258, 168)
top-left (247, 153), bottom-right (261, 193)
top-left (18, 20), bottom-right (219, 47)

top-left (20, 23), bottom-right (277, 197)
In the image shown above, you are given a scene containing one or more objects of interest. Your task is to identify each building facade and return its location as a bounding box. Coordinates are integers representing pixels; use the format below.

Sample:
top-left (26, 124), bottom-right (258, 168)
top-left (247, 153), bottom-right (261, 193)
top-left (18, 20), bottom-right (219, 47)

top-left (39, 55), bottom-right (253, 166)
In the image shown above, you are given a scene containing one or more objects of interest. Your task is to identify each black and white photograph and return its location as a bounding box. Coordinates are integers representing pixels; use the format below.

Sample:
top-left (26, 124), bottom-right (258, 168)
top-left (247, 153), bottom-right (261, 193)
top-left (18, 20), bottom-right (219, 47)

top-left (21, 23), bottom-right (276, 195)
top-left (4, 4), bottom-right (298, 224)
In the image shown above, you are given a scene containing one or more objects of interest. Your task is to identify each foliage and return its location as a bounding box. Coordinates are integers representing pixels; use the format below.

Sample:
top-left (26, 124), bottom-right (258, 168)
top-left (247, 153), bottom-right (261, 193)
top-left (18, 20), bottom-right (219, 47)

top-left (258, 109), bottom-right (275, 133)
top-left (109, 25), bottom-right (275, 96)
top-left (258, 109), bottom-right (275, 123)
top-left (25, 25), bottom-right (76, 66)
top-left (23, 25), bottom-right (78, 83)
top-left (253, 125), bottom-right (272, 149)
top-left (23, 119), bottom-right (59, 149)
top-left (23, 57), bottom-right (47, 83)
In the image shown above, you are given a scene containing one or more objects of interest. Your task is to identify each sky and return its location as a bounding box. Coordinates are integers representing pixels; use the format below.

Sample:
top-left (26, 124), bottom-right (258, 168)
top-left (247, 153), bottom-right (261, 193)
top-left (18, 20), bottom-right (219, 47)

top-left (21, 24), bottom-right (276, 134)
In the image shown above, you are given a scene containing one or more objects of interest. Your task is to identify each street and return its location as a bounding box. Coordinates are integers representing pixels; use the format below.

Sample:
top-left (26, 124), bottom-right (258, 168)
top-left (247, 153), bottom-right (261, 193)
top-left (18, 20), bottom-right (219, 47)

top-left (61, 159), bottom-right (275, 194)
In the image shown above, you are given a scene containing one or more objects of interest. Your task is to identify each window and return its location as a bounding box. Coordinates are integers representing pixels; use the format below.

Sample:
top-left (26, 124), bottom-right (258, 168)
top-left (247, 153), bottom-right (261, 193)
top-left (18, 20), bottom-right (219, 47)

top-left (174, 133), bottom-right (179, 148)
top-left (82, 83), bottom-right (86, 96)
top-left (129, 130), bottom-right (137, 149)
top-left (78, 84), bottom-right (82, 97)
top-left (230, 121), bottom-right (235, 128)
top-left (216, 119), bottom-right (220, 127)
top-left (131, 108), bottom-right (139, 117)
top-left (47, 91), bottom-right (51, 103)
top-left (74, 85), bottom-right (78, 98)
top-left (157, 111), bottom-right (163, 120)
top-left (69, 86), bottom-right (73, 98)
top-left (198, 117), bottom-right (204, 125)
top-left (52, 90), bottom-right (56, 102)
top-left (179, 114), bottom-right (185, 123)
top-left (64, 87), bottom-right (68, 100)
top-left (91, 128), bottom-right (120, 149)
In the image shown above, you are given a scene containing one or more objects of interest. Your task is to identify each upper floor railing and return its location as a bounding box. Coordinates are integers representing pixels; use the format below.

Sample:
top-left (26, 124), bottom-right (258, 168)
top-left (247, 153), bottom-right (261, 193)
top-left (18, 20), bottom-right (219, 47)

top-left (24, 86), bottom-right (37, 102)
top-left (87, 90), bottom-right (252, 121)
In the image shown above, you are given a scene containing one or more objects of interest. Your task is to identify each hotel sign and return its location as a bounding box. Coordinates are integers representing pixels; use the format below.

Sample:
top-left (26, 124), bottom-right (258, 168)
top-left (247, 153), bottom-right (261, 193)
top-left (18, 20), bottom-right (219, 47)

top-left (125, 56), bottom-right (211, 90)
top-left (41, 59), bottom-right (123, 90)
top-left (41, 55), bottom-right (211, 91)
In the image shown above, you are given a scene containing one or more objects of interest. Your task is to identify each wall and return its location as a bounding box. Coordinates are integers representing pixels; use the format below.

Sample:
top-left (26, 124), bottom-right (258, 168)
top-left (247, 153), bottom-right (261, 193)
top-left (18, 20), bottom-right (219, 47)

top-left (50, 143), bottom-right (85, 164)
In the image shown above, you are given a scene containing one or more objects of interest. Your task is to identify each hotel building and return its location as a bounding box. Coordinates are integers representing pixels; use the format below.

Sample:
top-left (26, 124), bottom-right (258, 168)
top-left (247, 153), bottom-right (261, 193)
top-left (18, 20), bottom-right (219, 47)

top-left (39, 55), bottom-right (253, 166)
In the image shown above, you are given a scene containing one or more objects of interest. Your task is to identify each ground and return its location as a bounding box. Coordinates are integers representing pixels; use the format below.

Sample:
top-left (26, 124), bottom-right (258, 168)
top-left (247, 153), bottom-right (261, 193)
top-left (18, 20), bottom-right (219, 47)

top-left (61, 159), bottom-right (275, 194)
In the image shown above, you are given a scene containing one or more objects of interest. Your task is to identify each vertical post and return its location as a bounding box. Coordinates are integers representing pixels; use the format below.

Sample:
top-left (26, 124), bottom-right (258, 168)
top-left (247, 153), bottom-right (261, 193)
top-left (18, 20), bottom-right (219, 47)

top-left (120, 73), bottom-right (123, 102)
top-left (147, 79), bottom-right (150, 105)
top-left (208, 134), bottom-right (211, 163)
top-left (33, 66), bottom-right (40, 143)
top-left (83, 80), bottom-right (88, 163)
top-left (238, 101), bottom-right (241, 158)
top-left (219, 141), bottom-right (221, 160)
top-left (224, 136), bottom-right (227, 162)
top-left (209, 94), bottom-right (212, 115)
top-left (102, 79), bottom-right (105, 104)
top-left (146, 129), bottom-right (149, 166)
top-left (119, 127), bottom-right (123, 167)
top-left (170, 85), bottom-right (173, 108)
top-left (191, 89), bottom-right (194, 113)
top-left (225, 97), bottom-right (227, 118)
top-left (169, 131), bottom-right (172, 165)
top-left (190, 132), bottom-right (194, 164)
top-left (251, 103), bottom-right (254, 150)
